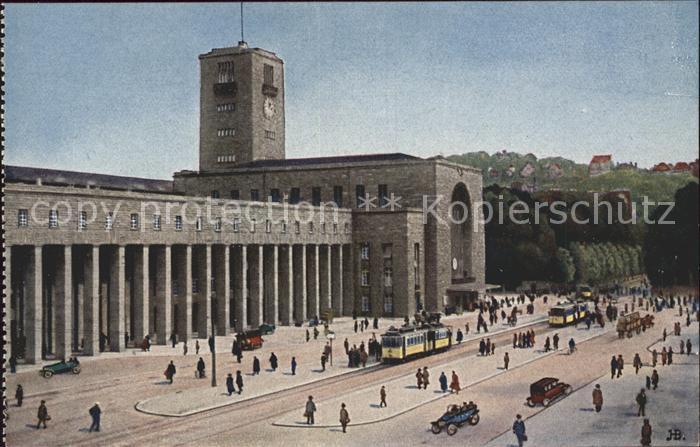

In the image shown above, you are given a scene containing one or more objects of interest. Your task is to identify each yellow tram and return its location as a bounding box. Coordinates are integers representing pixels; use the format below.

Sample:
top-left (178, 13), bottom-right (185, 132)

top-left (381, 324), bottom-right (452, 363)
top-left (548, 300), bottom-right (589, 326)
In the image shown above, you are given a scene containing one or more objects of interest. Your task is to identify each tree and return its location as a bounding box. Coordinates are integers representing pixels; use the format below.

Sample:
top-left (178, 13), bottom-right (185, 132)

top-left (556, 248), bottom-right (576, 284)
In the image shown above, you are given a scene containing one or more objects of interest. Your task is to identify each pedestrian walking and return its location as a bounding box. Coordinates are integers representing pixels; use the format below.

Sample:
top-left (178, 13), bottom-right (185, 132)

top-left (680, 340), bottom-right (685, 355)
top-left (170, 333), bottom-right (177, 348)
top-left (512, 414), bottom-right (527, 447)
top-left (513, 333), bottom-right (517, 349)
top-left (195, 340), bottom-right (200, 355)
top-left (305, 396), bottom-right (316, 425)
top-left (491, 342), bottom-right (496, 356)
top-left (270, 352), bottom-right (278, 371)
top-left (36, 400), bottom-right (49, 429)
top-left (588, 383), bottom-right (603, 412)
top-left (354, 320), bottom-right (358, 333)
top-left (636, 389), bottom-right (647, 416)
top-left (480, 339), bottom-right (486, 356)
top-left (306, 329), bottom-right (310, 342)
top-left (422, 367), bottom-right (430, 390)
top-left (183, 341), bottom-right (188, 356)
top-left (617, 354), bottom-right (624, 378)
top-left (504, 352), bottom-right (510, 370)
top-left (456, 329), bottom-right (463, 344)
top-left (253, 356), bottom-right (261, 375)
top-left (651, 370), bottom-right (659, 390)
top-left (633, 353), bottom-right (642, 374)
top-left (165, 361), bottom-right (176, 384)
top-left (687, 339), bottom-right (692, 355)
top-left (439, 371), bottom-right (448, 393)
top-left (313, 326), bottom-right (319, 340)
top-left (9, 355), bottom-right (17, 374)
top-left (486, 338), bottom-right (492, 356)
top-left (360, 349), bottom-right (368, 367)
top-left (568, 338), bottom-right (576, 354)
top-left (661, 347), bottom-right (667, 365)
top-left (321, 353), bottom-right (327, 371)
top-left (652, 349), bottom-right (658, 367)
top-left (611, 356), bottom-right (618, 379)
top-left (641, 419), bottom-right (652, 446)
top-left (465, 322), bottom-right (470, 335)
top-left (450, 371), bottom-right (461, 394)
top-left (415, 368), bottom-right (423, 389)
top-left (380, 386), bottom-right (387, 407)
top-left (339, 403), bottom-right (350, 433)
top-left (373, 317), bottom-right (379, 329)
top-left (88, 402), bottom-right (101, 432)
top-left (235, 370), bottom-right (244, 394)
top-left (662, 328), bottom-right (667, 342)
top-left (291, 357), bottom-right (297, 375)
top-left (226, 373), bottom-right (235, 396)
top-left (645, 375), bottom-right (651, 390)
top-left (544, 337), bottom-right (551, 352)
top-left (667, 347), bottom-right (674, 365)
top-left (344, 337), bottom-right (349, 354)
top-left (553, 333), bottom-right (559, 350)
top-left (15, 384), bottom-right (23, 407)
top-left (197, 357), bottom-right (206, 378)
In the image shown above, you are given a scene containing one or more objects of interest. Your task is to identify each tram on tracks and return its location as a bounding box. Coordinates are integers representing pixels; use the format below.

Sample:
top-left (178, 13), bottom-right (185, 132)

top-left (548, 300), bottom-right (590, 327)
top-left (381, 323), bottom-right (453, 363)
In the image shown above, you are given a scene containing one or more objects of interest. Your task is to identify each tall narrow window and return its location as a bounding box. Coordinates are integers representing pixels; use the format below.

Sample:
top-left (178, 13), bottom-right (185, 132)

top-left (250, 189), bottom-right (260, 202)
top-left (289, 188), bottom-right (300, 205)
top-left (266, 220), bottom-right (272, 233)
top-left (218, 61), bottom-right (235, 83)
top-left (361, 271), bottom-right (370, 286)
top-left (153, 214), bottom-right (162, 231)
top-left (333, 186), bottom-right (343, 207)
top-left (355, 185), bottom-right (365, 208)
top-left (130, 213), bottom-right (139, 230)
top-left (281, 220), bottom-right (287, 233)
top-left (361, 243), bottom-right (370, 260)
top-left (312, 187), bottom-right (321, 206)
top-left (233, 218), bottom-right (241, 233)
top-left (104, 213), bottom-right (113, 230)
top-left (78, 211), bottom-right (88, 231)
top-left (49, 209), bottom-right (59, 228)
top-left (378, 184), bottom-right (389, 207)
top-left (230, 189), bottom-right (240, 200)
top-left (264, 64), bottom-right (274, 85)
top-left (309, 222), bottom-right (314, 233)
top-left (294, 221), bottom-right (300, 234)
top-left (211, 190), bottom-right (220, 199)
top-left (250, 219), bottom-right (257, 233)
top-left (18, 209), bottom-right (29, 227)
top-left (175, 215), bottom-right (183, 231)
top-left (270, 188), bottom-right (280, 203)
top-left (196, 216), bottom-right (203, 231)
top-left (214, 217), bottom-right (222, 232)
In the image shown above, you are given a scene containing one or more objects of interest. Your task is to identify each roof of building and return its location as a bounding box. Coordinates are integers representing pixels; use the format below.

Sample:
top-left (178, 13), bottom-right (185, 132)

top-left (590, 155), bottom-right (612, 164)
top-left (652, 162), bottom-right (672, 172)
top-left (673, 162), bottom-right (690, 171)
top-left (218, 152), bottom-right (423, 170)
top-left (5, 165), bottom-right (174, 193)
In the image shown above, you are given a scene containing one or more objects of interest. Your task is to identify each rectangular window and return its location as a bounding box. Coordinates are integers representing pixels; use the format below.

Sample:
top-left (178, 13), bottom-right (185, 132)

top-left (217, 155), bottom-right (236, 164)
top-left (78, 211), bottom-right (88, 231)
top-left (216, 103), bottom-right (235, 112)
top-left (250, 219), bottom-right (256, 233)
top-left (333, 223), bottom-right (338, 234)
top-left (196, 216), bottom-right (203, 231)
top-left (264, 130), bottom-right (276, 140)
top-left (175, 215), bottom-right (183, 231)
top-left (384, 266), bottom-right (393, 287)
top-left (378, 184), bottom-right (389, 207)
top-left (265, 219), bottom-right (272, 233)
top-left (233, 218), bottom-right (241, 233)
top-left (250, 189), bottom-right (260, 202)
top-left (230, 189), bottom-right (240, 200)
top-left (104, 213), bottom-right (113, 230)
top-left (217, 61), bottom-right (234, 83)
top-left (361, 295), bottom-right (370, 312)
top-left (130, 213), bottom-right (139, 230)
top-left (383, 244), bottom-right (393, 259)
top-left (217, 128), bottom-right (235, 137)
top-left (309, 222), bottom-right (314, 233)
top-left (361, 270), bottom-right (370, 286)
top-left (312, 187), bottom-right (321, 206)
top-left (344, 222), bottom-right (350, 233)
top-left (264, 64), bottom-right (274, 85)
top-left (192, 278), bottom-right (200, 294)
top-left (211, 190), bottom-right (220, 199)
top-left (214, 217), bottom-right (222, 232)
top-left (270, 188), bottom-right (280, 203)
top-left (294, 221), bottom-right (300, 234)
top-left (18, 209), bottom-right (29, 227)
top-left (172, 281), bottom-right (179, 297)
top-left (49, 209), bottom-right (59, 228)
top-left (333, 186), bottom-right (343, 207)
top-left (321, 222), bottom-right (326, 234)
top-left (281, 220), bottom-right (287, 233)
top-left (384, 294), bottom-right (393, 313)
top-left (289, 188), bottom-right (300, 205)
top-left (361, 243), bottom-right (370, 260)
top-left (355, 185), bottom-right (365, 208)
top-left (153, 214), bottom-right (161, 231)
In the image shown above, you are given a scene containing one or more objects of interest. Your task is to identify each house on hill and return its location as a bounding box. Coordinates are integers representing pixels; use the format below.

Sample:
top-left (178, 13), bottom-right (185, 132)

top-left (652, 162), bottom-right (672, 173)
top-left (544, 162), bottom-right (564, 179)
top-left (589, 155), bottom-right (612, 176)
top-left (520, 162), bottom-right (536, 178)
top-left (672, 162), bottom-right (691, 173)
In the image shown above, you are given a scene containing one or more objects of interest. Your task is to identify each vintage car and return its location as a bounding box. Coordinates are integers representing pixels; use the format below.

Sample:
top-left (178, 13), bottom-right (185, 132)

top-left (236, 329), bottom-right (264, 350)
top-left (40, 360), bottom-right (81, 378)
top-left (526, 377), bottom-right (571, 407)
top-left (431, 402), bottom-right (480, 436)
top-left (259, 323), bottom-right (276, 335)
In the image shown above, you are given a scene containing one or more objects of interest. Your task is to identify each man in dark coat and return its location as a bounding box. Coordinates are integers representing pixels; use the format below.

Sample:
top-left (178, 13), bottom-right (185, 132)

top-left (269, 352), bottom-right (278, 371)
top-left (641, 419), bottom-right (652, 446)
top-left (439, 371), bottom-right (448, 393)
top-left (616, 354), bottom-right (624, 377)
top-left (9, 355), bottom-right (17, 373)
top-left (170, 333), bottom-right (177, 348)
top-left (36, 400), bottom-right (49, 429)
top-left (553, 333), bottom-right (559, 350)
top-left (235, 370), bottom-right (244, 394)
top-left (651, 369), bottom-right (659, 390)
top-left (610, 356), bottom-right (618, 379)
top-left (197, 357), bottom-right (206, 378)
top-left (291, 356), bottom-right (297, 375)
top-left (636, 389), bottom-right (647, 416)
top-left (226, 373), bottom-right (235, 396)
top-left (253, 356), bottom-right (261, 375)
top-left (15, 384), bottom-right (24, 407)
top-left (633, 353), bottom-right (643, 374)
top-left (512, 414), bottom-right (526, 447)
top-left (165, 361), bottom-right (176, 384)
top-left (479, 339), bottom-right (486, 356)
top-left (88, 402), bottom-right (101, 432)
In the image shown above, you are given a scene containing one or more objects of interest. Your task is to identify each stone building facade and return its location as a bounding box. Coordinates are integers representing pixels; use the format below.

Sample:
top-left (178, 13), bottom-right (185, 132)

top-left (4, 41), bottom-right (484, 364)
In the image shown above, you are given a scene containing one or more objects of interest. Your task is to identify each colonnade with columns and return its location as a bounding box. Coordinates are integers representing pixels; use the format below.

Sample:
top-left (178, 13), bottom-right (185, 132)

top-left (5, 243), bottom-right (353, 363)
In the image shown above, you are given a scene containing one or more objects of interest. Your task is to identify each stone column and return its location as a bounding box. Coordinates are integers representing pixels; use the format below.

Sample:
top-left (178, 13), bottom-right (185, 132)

top-left (319, 244), bottom-right (332, 312)
top-left (133, 245), bottom-right (149, 342)
top-left (155, 246), bottom-right (172, 344)
top-left (331, 244), bottom-right (343, 316)
top-left (25, 246), bottom-right (43, 364)
top-left (4, 247), bottom-right (12, 359)
top-left (213, 245), bottom-right (230, 335)
top-left (263, 245), bottom-right (279, 324)
top-left (306, 245), bottom-right (319, 320)
top-left (83, 246), bottom-right (100, 356)
top-left (293, 245), bottom-right (307, 324)
top-left (232, 245), bottom-right (247, 331)
top-left (248, 245), bottom-right (263, 327)
top-left (196, 245), bottom-right (212, 337)
top-left (108, 246), bottom-right (126, 352)
top-left (342, 244), bottom-right (354, 316)
top-left (174, 245), bottom-right (193, 341)
top-left (278, 245), bottom-right (293, 325)
top-left (76, 283), bottom-right (84, 352)
top-left (54, 245), bottom-right (73, 359)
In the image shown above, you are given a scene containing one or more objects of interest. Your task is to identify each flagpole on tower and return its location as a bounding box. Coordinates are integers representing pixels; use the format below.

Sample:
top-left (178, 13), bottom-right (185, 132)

top-left (239, 2), bottom-right (246, 46)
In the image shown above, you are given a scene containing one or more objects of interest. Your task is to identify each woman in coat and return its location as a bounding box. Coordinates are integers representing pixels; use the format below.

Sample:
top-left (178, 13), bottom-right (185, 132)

top-left (450, 371), bottom-right (461, 394)
top-left (439, 372), bottom-right (448, 393)
top-left (235, 370), bottom-right (244, 394)
top-left (415, 369), bottom-right (423, 389)
top-left (253, 356), bottom-right (261, 375)
top-left (641, 419), bottom-right (652, 446)
top-left (226, 373), bottom-right (235, 396)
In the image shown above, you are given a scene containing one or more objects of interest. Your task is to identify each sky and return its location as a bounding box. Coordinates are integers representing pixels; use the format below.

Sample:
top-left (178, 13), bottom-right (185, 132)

top-left (4, 2), bottom-right (698, 179)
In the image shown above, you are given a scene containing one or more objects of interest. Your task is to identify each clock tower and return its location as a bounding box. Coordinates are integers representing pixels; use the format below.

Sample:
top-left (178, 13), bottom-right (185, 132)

top-left (198, 41), bottom-right (285, 171)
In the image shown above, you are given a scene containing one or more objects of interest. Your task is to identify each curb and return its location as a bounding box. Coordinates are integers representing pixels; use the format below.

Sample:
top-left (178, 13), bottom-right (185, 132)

top-left (271, 327), bottom-right (609, 428)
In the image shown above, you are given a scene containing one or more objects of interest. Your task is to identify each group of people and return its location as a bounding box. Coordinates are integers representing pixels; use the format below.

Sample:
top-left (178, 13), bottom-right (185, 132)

top-left (513, 329), bottom-right (536, 349)
top-left (479, 338), bottom-right (495, 356)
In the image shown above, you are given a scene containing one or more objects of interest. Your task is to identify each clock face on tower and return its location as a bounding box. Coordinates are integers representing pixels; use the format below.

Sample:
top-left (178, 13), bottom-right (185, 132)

top-left (263, 97), bottom-right (276, 118)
